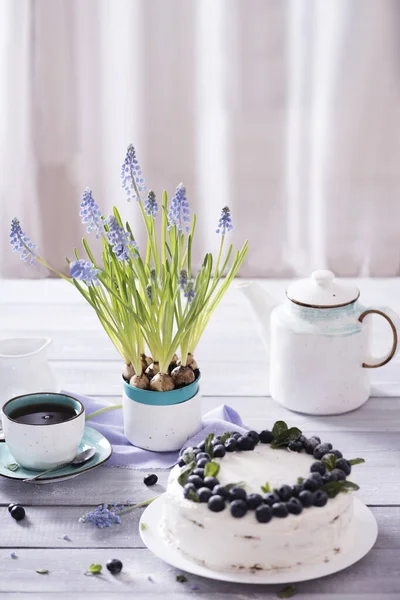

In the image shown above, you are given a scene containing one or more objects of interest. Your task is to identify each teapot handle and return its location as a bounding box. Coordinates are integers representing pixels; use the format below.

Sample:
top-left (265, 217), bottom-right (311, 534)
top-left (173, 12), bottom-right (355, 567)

top-left (359, 307), bottom-right (398, 368)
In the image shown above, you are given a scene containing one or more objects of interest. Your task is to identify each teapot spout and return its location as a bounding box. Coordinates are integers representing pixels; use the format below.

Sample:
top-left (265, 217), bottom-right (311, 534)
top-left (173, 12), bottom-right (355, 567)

top-left (237, 282), bottom-right (279, 353)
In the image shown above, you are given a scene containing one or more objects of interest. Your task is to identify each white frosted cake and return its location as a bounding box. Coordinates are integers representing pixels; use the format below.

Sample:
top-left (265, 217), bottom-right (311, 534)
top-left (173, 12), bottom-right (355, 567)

top-left (161, 425), bottom-right (362, 572)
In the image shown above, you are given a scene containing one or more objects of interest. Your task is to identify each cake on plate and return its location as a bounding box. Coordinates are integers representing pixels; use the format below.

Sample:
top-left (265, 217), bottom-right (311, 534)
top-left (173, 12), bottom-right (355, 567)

top-left (161, 422), bottom-right (363, 572)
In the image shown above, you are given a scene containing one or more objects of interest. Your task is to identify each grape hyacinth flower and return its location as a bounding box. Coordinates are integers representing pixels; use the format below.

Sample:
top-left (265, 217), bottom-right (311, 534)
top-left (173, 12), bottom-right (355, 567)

top-left (79, 503), bottom-right (123, 529)
top-left (184, 281), bottom-right (196, 303)
top-left (106, 216), bottom-right (138, 261)
top-left (10, 218), bottom-right (37, 265)
top-left (167, 183), bottom-right (190, 232)
top-left (146, 284), bottom-right (152, 301)
top-left (80, 187), bottom-right (104, 238)
top-left (120, 144), bottom-right (147, 201)
top-left (144, 190), bottom-right (158, 218)
top-left (178, 269), bottom-right (188, 290)
top-left (69, 260), bottom-right (100, 286)
top-left (216, 206), bottom-right (233, 235)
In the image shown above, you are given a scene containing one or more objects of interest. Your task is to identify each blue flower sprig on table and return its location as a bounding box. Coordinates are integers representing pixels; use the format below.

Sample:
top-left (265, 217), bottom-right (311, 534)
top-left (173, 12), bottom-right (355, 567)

top-left (79, 498), bottom-right (156, 528)
top-left (10, 143), bottom-right (248, 387)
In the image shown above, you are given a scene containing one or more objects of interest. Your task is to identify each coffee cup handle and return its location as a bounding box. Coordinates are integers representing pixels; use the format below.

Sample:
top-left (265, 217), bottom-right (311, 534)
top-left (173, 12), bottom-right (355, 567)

top-left (359, 307), bottom-right (399, 368)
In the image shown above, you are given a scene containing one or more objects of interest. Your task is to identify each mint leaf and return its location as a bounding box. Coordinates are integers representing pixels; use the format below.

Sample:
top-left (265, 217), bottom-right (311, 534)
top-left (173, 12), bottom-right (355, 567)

top-left (322, 454), bottom-right (337, 471)
top-left (271, 426), bottom-right (302, 449)
top-left (220, 431), bottom-right (234, 445)
top-left (176, 574), bottom-right (188, 583)
top-left (348, 458), bottom-right (365, 466)
top-left (88, 564), bottom-right (102, 574)
top-left (187, 488), bottom-right (200, 502)
top-left (224, 481), bottom-right (245, 491)
top-left (182, 448), bottom-right (195, 464)
top-left (277, 584), bottom-right (297, 598)
top-left (297, 477), bottom-right (304, 484)
top-left (178, 461), bottom-right (195, 487)
top-left (6, 463), bottom-right (19, 472)
top-left (261, 482), bottom-right (271, 493)
top-left (272, 421), bottom-right (288, 438)
top-left (140, 522), bottom-right (148, 531)
top-left (204, 433), bottom-right (214, 458)
top-left (35, 569), bottom-right (49, 575)
top-left (322, 480), bottom-right (359, 499)
top-left (204, 461), bottom-right (220, 478)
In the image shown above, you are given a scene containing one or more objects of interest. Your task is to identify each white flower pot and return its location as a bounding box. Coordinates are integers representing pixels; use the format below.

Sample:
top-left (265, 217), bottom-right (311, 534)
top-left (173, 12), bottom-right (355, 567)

top-left (122, 378), bottom-right (202, 452)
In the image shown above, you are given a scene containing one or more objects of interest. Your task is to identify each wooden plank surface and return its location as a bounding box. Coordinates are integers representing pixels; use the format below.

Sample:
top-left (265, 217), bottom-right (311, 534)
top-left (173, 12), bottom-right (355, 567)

top-left (0, 279), bottom-right (399, 598)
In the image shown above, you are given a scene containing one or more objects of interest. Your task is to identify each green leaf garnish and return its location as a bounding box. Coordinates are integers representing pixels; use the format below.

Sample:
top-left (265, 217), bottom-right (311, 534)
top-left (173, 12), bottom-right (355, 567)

top-left (88, 564), bottom-right (102, 574)
top-left (322, 480), bottom-right (359, 498)
top-left (187, 488), bottom-right (200, 502)
top-left (182, 448), bottom-right (195, 464)
top-left (220, 431), bottom-right (234, 444)
top-left (271, 426), bottom-right (302, 449)
top-left (277, 584), bottom-right (297, 598)
top-left (204, 433), bottom-right (214, 458)
top-left (140, 522), bottom-right (148, 531)
top-left (297, 477), bottom-right (304, 484)
top-left (35, 569), bottom-right (49, 575)
top-left (178, 461), bottom-right (196, 487)
top-left (204, 461), bottom-right (220, 478)
top-left (261, 482), bottom-right (271, 493)
top-left (322, 454), bottom-right (337, 471)
top-left (176, 574), bottom-right (188, 582)
top-left (348, 458), bottom-right (365, 466)
top-left (272, 421), bottom-right (288, 437)
top-left (6, 463), bottom-right (19, 472)
top-left (224, 482), bottom-right (245, 491)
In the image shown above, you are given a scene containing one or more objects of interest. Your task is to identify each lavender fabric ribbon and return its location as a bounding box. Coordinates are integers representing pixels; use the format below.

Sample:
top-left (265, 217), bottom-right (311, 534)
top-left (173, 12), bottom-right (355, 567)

top-left (62, 390), bottom-right (248, 469)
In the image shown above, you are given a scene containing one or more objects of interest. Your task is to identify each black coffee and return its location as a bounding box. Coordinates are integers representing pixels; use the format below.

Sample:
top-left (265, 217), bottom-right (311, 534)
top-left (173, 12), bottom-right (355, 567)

top-left (9, 403), bottom-right (77, 425)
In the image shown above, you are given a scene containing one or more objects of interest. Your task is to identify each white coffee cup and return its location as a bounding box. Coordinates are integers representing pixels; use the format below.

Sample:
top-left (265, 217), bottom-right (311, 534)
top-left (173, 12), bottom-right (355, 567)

top-left (2, 392), bottom-right (85, 470)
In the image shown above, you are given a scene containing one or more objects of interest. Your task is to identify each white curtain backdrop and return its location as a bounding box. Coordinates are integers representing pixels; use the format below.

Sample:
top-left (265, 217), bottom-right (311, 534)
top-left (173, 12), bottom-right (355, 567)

top-left (1, 0), bottom-right (400, 278)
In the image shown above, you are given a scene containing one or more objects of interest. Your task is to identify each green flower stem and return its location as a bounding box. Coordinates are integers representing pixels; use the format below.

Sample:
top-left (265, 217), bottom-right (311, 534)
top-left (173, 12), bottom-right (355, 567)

top-left (116, 496), bottom-right (157, 516)
top-left (85, 404), bottom-right (122, 421)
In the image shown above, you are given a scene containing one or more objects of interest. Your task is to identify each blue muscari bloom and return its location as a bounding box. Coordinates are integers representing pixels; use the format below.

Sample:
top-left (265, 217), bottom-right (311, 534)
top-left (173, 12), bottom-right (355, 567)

top-left (121, 144), bottom-right (147, 202)
top-left (69, 260), bottom-right (100, 286)
top-left (144, 190), bottom-right (158, 218)
top-left (146, 284), bottom-right (152, 301)
top-left (79, 503), bottom-right (124, 529)
top-left (178, 269), bottom-right (188, 290)
top-left (184, 281), bottom-right (196, 303)
top-left (10, 218), bottom-right (37, 265)
top-left (106, 216), bottom-right (138, 261)
top-left (80, 187), bottom-right (104, 238)
top-left (216, 206), bottom-right (233, 235)
top-left (167, 183), bottom-right (190, 232)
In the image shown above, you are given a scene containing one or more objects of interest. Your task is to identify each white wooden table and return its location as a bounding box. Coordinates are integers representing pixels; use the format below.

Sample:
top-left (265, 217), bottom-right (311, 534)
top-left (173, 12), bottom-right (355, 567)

top-left (0, 278), bottom-right (400, 600)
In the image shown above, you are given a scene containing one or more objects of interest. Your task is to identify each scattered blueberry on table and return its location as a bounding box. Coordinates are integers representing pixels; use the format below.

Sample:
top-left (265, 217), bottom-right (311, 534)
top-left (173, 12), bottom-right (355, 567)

top-left (143, 474), bottom-right (158, 486)
top-left (106, 558), bottom-right (123, 574)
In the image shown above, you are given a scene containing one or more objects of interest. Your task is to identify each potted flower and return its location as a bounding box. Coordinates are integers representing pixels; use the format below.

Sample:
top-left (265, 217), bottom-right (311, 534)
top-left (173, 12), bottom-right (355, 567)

top-left (10, 145), bottom-right (248, 451)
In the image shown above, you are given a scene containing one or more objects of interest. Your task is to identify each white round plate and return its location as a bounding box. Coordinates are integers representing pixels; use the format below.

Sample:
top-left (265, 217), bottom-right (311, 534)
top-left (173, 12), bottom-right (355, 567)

top-left (139, 495), bottom-right (378, 584)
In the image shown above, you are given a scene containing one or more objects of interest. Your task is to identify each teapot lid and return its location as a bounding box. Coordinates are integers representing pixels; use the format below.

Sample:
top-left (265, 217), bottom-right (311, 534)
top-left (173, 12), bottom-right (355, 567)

top-left (286, 270), bottom-right (360, 308)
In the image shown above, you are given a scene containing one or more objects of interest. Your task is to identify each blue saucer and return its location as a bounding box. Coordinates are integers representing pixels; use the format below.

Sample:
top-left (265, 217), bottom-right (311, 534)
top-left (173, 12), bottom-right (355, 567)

top-left (0, 425), bottom-right (112, 483)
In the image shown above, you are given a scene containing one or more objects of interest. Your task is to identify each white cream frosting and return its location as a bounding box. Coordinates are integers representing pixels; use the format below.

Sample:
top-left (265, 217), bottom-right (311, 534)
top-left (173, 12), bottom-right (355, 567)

top-left (161, 444), bottom-right (354, 572)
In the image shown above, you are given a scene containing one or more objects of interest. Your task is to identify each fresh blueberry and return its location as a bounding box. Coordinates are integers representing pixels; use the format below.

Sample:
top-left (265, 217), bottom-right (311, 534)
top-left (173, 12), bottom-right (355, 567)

top-left (143, 474), bottom-right (158, 486)
top-left (313, 443), bottom-right (333, 460)
top-left (288, 440), bottom-right (303, 452)
top-left (303, 478), bottom-right (319, 492)
top-left (232, 432), bottom-right (242, 440)
top-left (224, 438), bottom-right (238, 452)
top-left (292, 484), bottom-right (304, 497)
top-left (255, 504), bottom-right (272, 523)
top-left (287, 497), bottom-right (303, 515)
top-left (10, 505), bottom-right (25, 521)
top-left (298, 490), bottom-right (314, 508)
top-left (230, 499), bottom-right (248, 518)
top-left (193, 448), bottom-right (202, 456)
top-left (299, 434), bottom-right (308, 444)
top-left (8, 503), bottom-right (19, 513)
top-left (247, 493), bottom-right (263, 510)
top-left (178, 458), bottom-right (186, 467)
top-left (259, 430), bottom-right (274, 443)
top-left (212, 444), bottom-right (226, 458)
top-left (304, 436), bottom-right (321, 454)
top-left (313, 490), bottom-right (328, 507)
top-left (203, 476), bottom-right (219, 490)
top-left (330, 449), bottom-right (343, 459)
top-left (197, 440), bottom-right (206, 451)
top-left (310, 461), bottom-right (326, 475)
top-left (309, 472), bottom-right (323, 487)
top-left (228, 487), bottom-right (247, 502)
top-left (106, 559), bottom-right (123, 574)
top-left (322, 472), bottom-right (336, 483)
top-left (263, 492), bottom-right (281, 506)
top-left (183, 483), bottom-right (197, 498)
top-left (331, 468), bottom-right (346, 481)
top-left (208, 495), bottom-right (226, 512)
top-left (198, 487), bottom-right (213, 502)
top-left (187, 475), bottom-right (204, 489)
top-left (237, 436), bottom-right (255, 451)
top-left (336, 458), bottom-right (351, 475)
top-left (247, 430), bottom-right (260, 444)
top-left (196, 452), bottom-right (211, 461)
top-left (211, 436), bottom-right (222, 446)
top-left (196, 458), bottom-right (209, 469)
top-left (272, 502), bottom-right (289, 518)
top-left (277, 485), bottom-right (293, 502)
top-left (193, 468), bottom-right (205, 478)
top-left (213, 484), bottom-right (228, 499)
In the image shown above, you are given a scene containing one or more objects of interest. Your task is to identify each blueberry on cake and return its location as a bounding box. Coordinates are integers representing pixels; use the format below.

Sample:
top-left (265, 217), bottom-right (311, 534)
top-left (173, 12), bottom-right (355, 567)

top-left (161, 422), bottom-right (364, 572)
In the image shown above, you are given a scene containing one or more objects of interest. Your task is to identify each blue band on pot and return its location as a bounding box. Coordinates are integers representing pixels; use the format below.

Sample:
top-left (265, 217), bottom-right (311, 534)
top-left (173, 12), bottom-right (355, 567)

top-left (123, 376), bottom-right (200, 406)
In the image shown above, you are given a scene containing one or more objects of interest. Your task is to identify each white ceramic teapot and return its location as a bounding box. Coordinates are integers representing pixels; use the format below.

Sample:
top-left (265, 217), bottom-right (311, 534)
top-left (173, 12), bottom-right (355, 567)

top-left (240, 270), bottom-right (399, 415)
